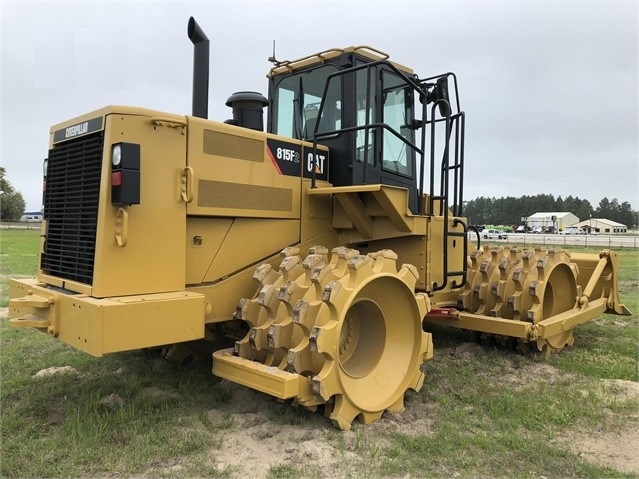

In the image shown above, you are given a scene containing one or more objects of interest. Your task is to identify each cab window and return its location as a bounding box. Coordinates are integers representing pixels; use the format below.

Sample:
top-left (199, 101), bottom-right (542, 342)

top-left (273, 65), bottom-right (341, 140)
top-left (381, 70), bottom-right (414, 177)
top-left (354, 67), bottom-right (375, 165)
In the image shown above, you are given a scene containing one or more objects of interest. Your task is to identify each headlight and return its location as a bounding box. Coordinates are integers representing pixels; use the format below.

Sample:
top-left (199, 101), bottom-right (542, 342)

top-left (110, 142), bottom-right (141, 206)
top-left (112, 144), bottom-right (122, 167)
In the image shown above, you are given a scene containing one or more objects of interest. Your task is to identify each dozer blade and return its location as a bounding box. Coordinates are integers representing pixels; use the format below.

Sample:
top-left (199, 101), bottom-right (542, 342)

top-left (570, 250), bottom-right (629, 316)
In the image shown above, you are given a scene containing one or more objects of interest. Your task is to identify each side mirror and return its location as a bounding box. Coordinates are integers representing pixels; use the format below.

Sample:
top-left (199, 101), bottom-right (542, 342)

top-left (425, 77), bottom-right (451, 117)
top-left (436, 77), bottom-right (451, 117)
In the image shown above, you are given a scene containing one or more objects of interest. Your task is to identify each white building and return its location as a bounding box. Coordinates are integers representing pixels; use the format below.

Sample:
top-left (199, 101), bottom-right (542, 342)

top-left (525, 212), bottom-right (579, 232)
top-left (20, 211), bottom-right (43, 222)
top-left (573, 218), bottom-right (627, 234)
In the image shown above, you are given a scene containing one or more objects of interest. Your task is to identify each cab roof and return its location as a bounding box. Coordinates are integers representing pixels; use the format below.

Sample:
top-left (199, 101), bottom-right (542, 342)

top-left (267, 45), bottom-right (414, 77)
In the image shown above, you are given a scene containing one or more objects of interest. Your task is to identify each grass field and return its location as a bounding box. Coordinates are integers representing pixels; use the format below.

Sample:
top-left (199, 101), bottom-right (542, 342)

top-left (0, 229), bottom-right (39, 306)
top-left (1, 229), bottom-right (637, 478)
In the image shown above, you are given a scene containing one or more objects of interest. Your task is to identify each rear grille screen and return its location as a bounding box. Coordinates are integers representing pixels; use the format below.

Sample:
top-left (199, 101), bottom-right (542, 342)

top-left (41, 133), bottom-right (104, 285)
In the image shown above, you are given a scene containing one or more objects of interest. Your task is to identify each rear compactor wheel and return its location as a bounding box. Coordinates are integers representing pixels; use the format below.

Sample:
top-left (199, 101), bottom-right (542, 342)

top-left (458, 246), bottom-right (579, 354)
top-left (230, 246), bottom-right (433, 430)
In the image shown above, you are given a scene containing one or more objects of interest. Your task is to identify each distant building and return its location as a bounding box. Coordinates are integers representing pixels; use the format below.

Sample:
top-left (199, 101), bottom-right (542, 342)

top-left (526, 212), bottom-right (579, 232)
top-left (20, 211), bottom-right (43, 222)
top-left (573, 218), bottom-right (627, 234)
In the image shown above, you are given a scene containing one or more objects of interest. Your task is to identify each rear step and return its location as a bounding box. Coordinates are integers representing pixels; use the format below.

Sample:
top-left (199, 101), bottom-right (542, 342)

top-left (213, 348), bottom-right (314, 400)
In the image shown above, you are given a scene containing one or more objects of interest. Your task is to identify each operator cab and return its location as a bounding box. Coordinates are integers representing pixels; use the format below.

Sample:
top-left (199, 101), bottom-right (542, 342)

top-left (266, 46), bottom-right (461, 215)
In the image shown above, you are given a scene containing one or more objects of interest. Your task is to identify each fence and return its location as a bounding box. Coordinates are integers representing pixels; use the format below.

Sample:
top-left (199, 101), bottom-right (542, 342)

top-left (4, 222), bottom-right (639, 248)
top-left (1, 222), bottom-right (42, 230)
top-left (474, 233), bottom-right (639, 249)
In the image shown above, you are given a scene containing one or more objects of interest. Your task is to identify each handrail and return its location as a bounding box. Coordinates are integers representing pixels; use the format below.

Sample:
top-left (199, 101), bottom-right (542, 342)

top-left (428, 97), bottom-right (466, 291)
top-left (307, 60), bottom-right (467, 291)
top-left (269, 48), bottom-right (345, 75)
top-left (310, 59), bottom-right (430, 197)
top-left (433, 218), bottom-right (468, 291)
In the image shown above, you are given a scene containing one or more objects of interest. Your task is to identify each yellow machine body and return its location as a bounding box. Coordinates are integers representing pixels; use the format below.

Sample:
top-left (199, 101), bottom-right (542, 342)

top-left (9, 32), bottom-right (629, 430)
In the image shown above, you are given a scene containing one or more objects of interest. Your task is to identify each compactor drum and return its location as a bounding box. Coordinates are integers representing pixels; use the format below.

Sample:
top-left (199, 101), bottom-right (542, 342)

top-left (214, 247), bottom-right (432, 429)
top-left (8, 18), bottom-right (629, 430)
top-left (458, 246), bottom-right (580, 353)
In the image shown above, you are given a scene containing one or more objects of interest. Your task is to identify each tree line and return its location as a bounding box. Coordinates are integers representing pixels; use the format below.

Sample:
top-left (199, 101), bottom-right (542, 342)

top-left (462, 194), bottom-right (638, 229)
top-left (0, 167), bottom-right (26, 222)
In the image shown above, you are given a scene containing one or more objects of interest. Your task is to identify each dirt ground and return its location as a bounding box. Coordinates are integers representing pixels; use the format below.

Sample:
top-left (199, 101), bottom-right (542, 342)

top-left (554, 377), bottom-right (639, 476)
top-left (156, 343), bottom-right (639, 478)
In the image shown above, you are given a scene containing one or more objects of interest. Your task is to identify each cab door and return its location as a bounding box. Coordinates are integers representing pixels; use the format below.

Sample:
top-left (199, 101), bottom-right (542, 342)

top-left (352, 66), bottom-right (419, 212)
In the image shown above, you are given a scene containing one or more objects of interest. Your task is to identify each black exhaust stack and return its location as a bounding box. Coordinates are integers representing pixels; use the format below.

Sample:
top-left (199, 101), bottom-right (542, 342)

top-left (187, 17), bottom-right (209, 119)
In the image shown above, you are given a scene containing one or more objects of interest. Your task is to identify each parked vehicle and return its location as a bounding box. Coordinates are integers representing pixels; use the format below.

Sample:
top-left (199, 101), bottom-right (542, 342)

top-left (483, 229), bottom-right (508, 239)
top-left (531, 226), bottom-right (555, 234)
top-left (562, 227), bottom-right (583, 235)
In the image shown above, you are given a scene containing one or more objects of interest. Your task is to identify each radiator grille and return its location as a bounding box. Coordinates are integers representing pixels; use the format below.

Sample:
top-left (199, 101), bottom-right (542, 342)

top-left (41, 132), bottom-right (104, 285)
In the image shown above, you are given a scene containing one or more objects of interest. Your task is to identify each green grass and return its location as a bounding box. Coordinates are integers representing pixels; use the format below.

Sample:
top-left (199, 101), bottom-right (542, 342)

top-left (1, 229), bottom-right (637, 478)
top-left (381, 430), bottom-right (623, 478)
top-left (617, 251), bottom-right (639, 294)
top-left (0, 342), bottom-right (233, 477)
top-left (551, 248), bottom-right (637, 381)
top-left (0, 229), bottom-right (233, 476)
top-left (0, 229), bottom-right (40, 275)
top-left (0, 229), bottom-right (40, 306)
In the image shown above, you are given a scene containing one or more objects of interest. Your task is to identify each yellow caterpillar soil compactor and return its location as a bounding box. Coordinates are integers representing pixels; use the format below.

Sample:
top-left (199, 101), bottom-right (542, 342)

top-left (9, 19), bottom-right (629, 430)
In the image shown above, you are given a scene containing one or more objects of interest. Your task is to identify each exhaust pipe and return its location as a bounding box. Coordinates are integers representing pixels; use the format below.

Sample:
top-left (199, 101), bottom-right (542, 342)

top-left (187, 17), bottom-right (209, 119)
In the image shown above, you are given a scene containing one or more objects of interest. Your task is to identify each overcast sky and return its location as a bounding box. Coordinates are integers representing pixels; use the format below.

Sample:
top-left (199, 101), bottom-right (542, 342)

top-left (1, 0), bottom-right (637, 213)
